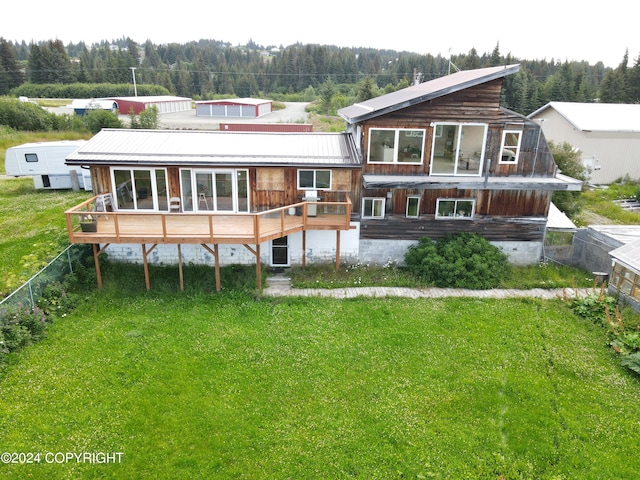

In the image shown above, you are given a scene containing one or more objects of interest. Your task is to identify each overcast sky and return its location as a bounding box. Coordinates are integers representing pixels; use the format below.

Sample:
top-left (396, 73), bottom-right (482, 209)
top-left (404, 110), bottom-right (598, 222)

top-left (3, 1), bottom-right (635, 69)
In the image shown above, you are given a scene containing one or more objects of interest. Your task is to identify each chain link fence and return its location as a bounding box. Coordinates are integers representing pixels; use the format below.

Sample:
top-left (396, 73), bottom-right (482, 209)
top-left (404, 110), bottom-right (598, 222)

top-left (0, 244), bottom-right (92, 321)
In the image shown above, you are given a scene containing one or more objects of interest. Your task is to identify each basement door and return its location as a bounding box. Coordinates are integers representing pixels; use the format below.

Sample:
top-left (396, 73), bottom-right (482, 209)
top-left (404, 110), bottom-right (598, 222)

top-left (270, 236), bottom-right (289, 266)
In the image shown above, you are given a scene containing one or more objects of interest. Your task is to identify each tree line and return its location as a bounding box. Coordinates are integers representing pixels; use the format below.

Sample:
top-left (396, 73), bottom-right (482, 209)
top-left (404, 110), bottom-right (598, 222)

top-left (1, 37), bottom-right (639, 116)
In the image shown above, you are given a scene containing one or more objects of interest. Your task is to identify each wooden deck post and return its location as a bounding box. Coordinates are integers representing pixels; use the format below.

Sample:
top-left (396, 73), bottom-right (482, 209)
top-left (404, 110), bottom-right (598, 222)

top-left (336, 230), bottom-right (341, 270)
top-left (93, 243), bottom-right (103, 289)
top-left (256, 244), bottom-right (261, 290)
top-left (214, 244), bottom-right (221, 292)
top-left (140, 244), bottom-right (158, 292)
top-left (142, 244), bottom-right (150, 291)
top-left (200, 244), bottom-right (222, 292)
top-left (177, 244), bottom-right (184, 291)
top-left (302, 230), bottom-right (307, 269)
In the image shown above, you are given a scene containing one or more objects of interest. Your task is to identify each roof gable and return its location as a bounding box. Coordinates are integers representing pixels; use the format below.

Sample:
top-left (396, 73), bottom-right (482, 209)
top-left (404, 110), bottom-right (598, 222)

top-left (338, 64), bottom-right (520, 124)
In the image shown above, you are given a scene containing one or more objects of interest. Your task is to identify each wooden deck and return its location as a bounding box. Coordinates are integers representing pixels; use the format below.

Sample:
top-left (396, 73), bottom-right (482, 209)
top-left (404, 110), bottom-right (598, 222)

top-left (66, 197), bottom-right (353, 245)
top-left (66, 196), bottom-right (353, 292)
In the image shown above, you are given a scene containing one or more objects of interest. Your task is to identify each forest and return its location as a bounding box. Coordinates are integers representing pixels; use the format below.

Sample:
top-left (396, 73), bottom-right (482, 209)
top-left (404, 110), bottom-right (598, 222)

top-left (1, 36), bottom-right (639, 116)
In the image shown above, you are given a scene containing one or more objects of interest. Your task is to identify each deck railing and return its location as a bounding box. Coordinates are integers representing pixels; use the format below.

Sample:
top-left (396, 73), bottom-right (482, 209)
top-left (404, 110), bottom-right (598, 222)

top-left (65, 195), bottom-right (352, 245)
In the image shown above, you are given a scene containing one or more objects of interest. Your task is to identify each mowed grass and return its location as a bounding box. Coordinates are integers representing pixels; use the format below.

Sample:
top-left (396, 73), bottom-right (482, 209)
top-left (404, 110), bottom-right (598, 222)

top-left (1, 286), bottom-right (639, 479)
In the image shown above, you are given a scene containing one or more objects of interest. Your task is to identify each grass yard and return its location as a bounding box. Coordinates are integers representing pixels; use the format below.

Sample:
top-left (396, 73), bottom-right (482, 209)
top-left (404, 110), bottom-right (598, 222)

top-left (1, 281), bottom-right (639, 479)
top-left (0, 178), bottom-right (91, 295)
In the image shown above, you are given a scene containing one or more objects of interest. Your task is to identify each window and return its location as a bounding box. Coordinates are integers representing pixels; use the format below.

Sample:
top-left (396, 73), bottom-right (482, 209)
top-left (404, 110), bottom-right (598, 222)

top-left (500, 130), bottom-right (522, 164)
top-left (368, 128), bottom-right (425, 164)
top-left (25, 153), bottom-right (38, 163)
top-left (611, 263), bottom-right (639, 299)
top-left (431, 123), bottom-right (487, 176)
top-left (406, 196), bottom-right (420, 217)
top-left (111, 167), bottom-right (168, 211)
top-left (436, 199), bottom-right (475, 219)
top-left (362, 198), bottom-right (385, 218)
top-left (181, 168), bottom-right (249, 213)
top-left (298, 169), bottom-right (331, 190)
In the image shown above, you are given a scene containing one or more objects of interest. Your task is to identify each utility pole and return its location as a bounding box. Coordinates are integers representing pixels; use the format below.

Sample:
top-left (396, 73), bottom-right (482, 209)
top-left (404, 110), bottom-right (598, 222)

top-left (130, 67), bottom-right (138, 96)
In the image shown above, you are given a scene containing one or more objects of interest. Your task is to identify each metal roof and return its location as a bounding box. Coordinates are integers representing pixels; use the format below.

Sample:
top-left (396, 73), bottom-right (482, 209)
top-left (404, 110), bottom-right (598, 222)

top-left (195, 98), bottom-right (271, 105)
top-left (104, 95), bottom-right (191, 103)
top-left (65, 129), bottom-right (360, 168)
top-left (610, 238), bottom-right (640, 270)
top-left (528, 102), bottom-right (640, 132)
top-left (546, 203), bottom-right (577, 231)
top-left (361, 173), bottom-right (583, 191)
top-left (338, 64), bottom-right (520, 124)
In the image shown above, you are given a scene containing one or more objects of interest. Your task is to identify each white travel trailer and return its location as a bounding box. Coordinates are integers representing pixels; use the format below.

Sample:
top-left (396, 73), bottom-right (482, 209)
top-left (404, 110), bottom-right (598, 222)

top-left (4, 140), bottom-right (92, 191)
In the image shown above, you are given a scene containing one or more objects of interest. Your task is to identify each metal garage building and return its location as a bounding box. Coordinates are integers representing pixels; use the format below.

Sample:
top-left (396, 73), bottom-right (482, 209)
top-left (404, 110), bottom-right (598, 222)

top-left (107, 96), bottom-right (192, 115)
top-left (195, 98), bottom-right (272, 118)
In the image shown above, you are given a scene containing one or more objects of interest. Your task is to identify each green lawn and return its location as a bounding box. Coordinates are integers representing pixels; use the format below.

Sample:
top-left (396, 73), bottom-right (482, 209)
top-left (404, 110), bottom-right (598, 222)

top-left (0, 178), bottom-right (91, 295)
top-left (1, 285), bottom-right (638, 479)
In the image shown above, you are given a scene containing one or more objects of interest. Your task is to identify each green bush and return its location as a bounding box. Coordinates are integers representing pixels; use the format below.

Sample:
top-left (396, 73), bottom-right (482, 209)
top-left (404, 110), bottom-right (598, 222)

top-left (0, 98), bottom-right (55, 130)
top-left (405, 233), bottom-right (511, 289)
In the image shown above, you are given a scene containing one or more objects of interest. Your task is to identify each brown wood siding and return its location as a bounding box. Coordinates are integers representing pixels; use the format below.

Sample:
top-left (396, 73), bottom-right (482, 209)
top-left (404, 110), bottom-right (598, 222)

top-left (359, 79), bottom-right (556, 178)
top-left (359, 214), bottom-right (546, 242)
top-left (371, 189), bottom-right (551, 217)
top-left (90, 165), bottom-right (361, 213)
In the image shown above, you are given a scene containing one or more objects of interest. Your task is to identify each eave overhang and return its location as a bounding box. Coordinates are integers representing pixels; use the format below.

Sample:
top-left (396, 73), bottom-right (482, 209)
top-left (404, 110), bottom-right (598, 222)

top-left (362, 173), bottom-right (583, 191)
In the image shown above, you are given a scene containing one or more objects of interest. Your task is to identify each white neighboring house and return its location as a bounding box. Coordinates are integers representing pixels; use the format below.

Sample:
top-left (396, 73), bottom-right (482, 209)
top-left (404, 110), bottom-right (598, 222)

top-left (528, 102), bottom-right (640, 184)
top-left (4, 140), bottom-right (92, 191)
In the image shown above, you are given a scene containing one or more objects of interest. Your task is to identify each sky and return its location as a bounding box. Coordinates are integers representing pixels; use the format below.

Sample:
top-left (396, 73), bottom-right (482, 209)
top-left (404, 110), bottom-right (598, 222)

top-left (3, 1), bottom-right (636, 69)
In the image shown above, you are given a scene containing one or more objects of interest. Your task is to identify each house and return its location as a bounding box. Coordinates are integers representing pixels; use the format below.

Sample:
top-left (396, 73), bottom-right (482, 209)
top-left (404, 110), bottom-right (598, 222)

top-left (196, 98), bottom-right (272, 118)
top-left (338, 64), bottom-right (581, 266)
top-left (528, 102), bottom-right (640, 184)
top-left (65, 130), bottom-right (359, 290)
top-left (64, 64), bottom-right (581, 290)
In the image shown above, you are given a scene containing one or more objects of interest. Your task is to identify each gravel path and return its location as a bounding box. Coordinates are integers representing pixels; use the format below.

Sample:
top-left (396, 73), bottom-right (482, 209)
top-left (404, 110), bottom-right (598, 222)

top-left (263, 275), bottom-right (595, 300)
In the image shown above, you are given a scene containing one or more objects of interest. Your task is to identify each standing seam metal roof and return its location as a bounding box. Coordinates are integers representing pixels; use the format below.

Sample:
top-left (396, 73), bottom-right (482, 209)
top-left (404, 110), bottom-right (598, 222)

top-left (338, 64), bottom-right (520, 124)
top-left (65, 129), bottom-right (361, 167)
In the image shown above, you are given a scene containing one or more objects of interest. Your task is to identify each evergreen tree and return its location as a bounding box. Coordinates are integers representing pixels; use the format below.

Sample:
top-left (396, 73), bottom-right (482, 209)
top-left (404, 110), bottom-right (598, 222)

top-left (357, 76), bottom-right (377, 102)
top-left (318, 76), bottom-right (336, 114)
top-left (0, 37), bottom-right (24, 94)
top-left (626, 54), bottom-right (640, 103)
top-left (489, 42), bottom-right (501, 66)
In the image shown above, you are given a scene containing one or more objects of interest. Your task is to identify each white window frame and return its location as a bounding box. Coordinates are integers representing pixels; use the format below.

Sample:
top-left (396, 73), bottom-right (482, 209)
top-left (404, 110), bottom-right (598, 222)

top-left (368, 128), bottom-right (426, 164)
top-left (297, 169), bottom-right (332, 190)
top-left (362, 198), bottom-right (386, 219)
top-left (430, 122), bottom-right (487, 176)
top-left (111, 167), bottom-right (168, 211)
top-left (406, 196), bottom-right (421, 218)
top-left (180, 168), bottom-right (250, 213)
top-left (435, 198), bottom-right (475, 220)
top-left (499, 130), bottom-right (522, 164)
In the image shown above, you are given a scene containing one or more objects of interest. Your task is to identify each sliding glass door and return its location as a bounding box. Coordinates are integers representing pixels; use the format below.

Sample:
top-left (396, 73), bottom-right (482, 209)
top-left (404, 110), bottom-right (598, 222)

top-left (181, 169), bottom-right (249, 213)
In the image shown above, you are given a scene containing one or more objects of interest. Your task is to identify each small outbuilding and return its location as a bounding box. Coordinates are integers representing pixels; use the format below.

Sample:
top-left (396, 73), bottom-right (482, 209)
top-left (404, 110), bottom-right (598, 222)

top-left (196, 98), bottom-right (272, 118)
top-left (609, 239), bottom-right (640, 312)
top-left (69, 99), bottom-right (118, 116)
top-left (106, 96), bottom-right (192, 115)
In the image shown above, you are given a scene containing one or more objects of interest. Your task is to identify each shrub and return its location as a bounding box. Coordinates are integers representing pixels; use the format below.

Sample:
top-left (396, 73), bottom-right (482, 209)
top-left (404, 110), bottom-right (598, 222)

top-left (405, 233), bottom-right (511, 289)
top-left (565, 289), bottom-right (640, 376)
top-left (0, 98), bottom-right (55, 131)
